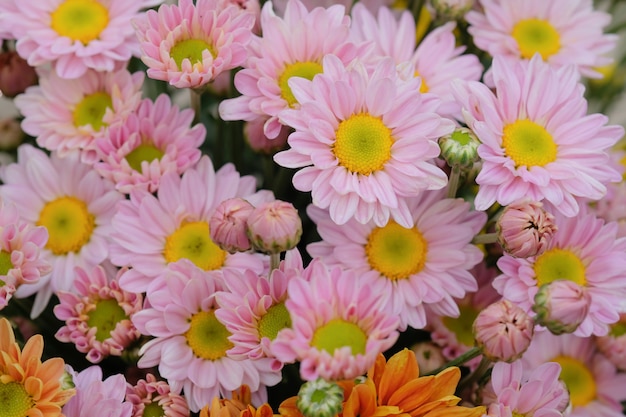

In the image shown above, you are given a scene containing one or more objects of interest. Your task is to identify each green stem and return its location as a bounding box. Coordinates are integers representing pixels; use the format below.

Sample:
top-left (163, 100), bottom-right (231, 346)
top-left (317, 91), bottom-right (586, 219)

top-left (446, 165), bottom-right (461, 198)
top-left (472, 232), bottom-right (498, 245)
top-left (190, 88), bottom-right (202, 124)
top-left (270, 253), bottom-right (281, 271)
top-left (459, 356), bottom-right (492, 392)
top-left (424, 346), bottom-right (483, 376)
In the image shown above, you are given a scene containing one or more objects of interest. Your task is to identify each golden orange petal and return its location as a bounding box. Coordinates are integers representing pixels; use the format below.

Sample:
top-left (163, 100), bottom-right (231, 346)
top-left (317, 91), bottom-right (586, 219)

top-left (386, 376), bottom-right (435, 413)
top-left (421, 405), bottom-right (487, 417)
top-left (343, 382), bottom-right (378, 417)
top-left (411, 395), bottom-right (461, 417)
top-left (0, 318), bottom-right (16, 351)
top-left (378, 349), bottom-right (419, 405)
top-left (278, 396), bottom-right (305, 417)
top-left (21, 335), bottom-right (44, 365)
top-left (25, 375), bottom-right (44, 400)
top-left (426, 367), bottom-right (461, 401)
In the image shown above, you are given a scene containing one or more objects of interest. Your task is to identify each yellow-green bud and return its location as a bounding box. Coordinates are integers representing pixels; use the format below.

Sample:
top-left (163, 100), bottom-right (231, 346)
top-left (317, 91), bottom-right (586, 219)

top-left (439, 127), bottom-right (480, 169)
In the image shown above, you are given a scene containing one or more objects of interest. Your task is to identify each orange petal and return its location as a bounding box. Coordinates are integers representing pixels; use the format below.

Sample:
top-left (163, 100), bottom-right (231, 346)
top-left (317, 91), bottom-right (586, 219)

top-left (422, 405), bottom-right (487, 417)
top-left (426, 367), bottom-right (461, 401)
top-left (412, 395), bottom-right (461, 416)
top-left (25, 376), bottom-right (44, 400)
top-left (378, 349), bottom-right (419, 405)
top-left (387, 376), bottom-right (435, 413)
top-left (343, 383), bottom-right (378, 417)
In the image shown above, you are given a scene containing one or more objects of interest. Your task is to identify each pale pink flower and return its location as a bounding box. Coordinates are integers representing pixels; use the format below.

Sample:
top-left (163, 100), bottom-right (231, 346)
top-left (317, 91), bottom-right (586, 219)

top-left (0, 145), bottom-right (123, 317)
top-left (15, 67), bottom-right (144, 164)
top-left (596, 313), bottom-right (626, 372)
top-left (132, 260), bottom-right (281, 412)
top-left (109, 156), bottom-right (272, 295)
top-left (271, 259), bottom-right (400, 381)
top-left (94, 94), bottom-right (205, 194)
top-left (218, 0), bottom-right (367, 139)
top-left (210, 198), bottom-right (255, 253)
top-left (3, 0), bottom-right (164, 79)
top-left (307, 189), bottom-right (485, 330)
top-left (54, 264), bottom-right (142, 363)
top-left (533, 280), bottom-right (591, 335)
top-left (63, 366), bottom-right (132, 417)
top-left (466, 0), bottom-right (617, 78)
top-left (495, 208), bottom-right (626, 337)
top-left (592, 180), bottom-right (626, 239)
top-left (134, 0), bottom-right (254, 89)
top-left (496, 199), bottom-right (557, 258)
top-left (126, 374), bottom-right (190, 417)
top-left (452, 55), bottom-right (623, 216)
top-left (247, 200), bottom-right (302, 254)
top-left (275, 55), bottom-right (455, 227)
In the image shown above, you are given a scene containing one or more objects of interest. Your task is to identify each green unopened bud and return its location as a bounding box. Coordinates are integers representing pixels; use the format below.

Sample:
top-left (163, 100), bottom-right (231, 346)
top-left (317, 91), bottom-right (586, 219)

top-left (296, 378), bottom-right (343, 417)
top-left (439, 127), bottom-right (480, 169)
top-left (60, 368), bottom-right (75, 391)
top-left (432, 0), bottom-right (475, 21)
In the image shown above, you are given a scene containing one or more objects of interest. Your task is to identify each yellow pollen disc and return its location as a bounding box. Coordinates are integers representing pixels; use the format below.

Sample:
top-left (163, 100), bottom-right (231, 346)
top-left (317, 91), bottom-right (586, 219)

top-left (50, 0), bottom-right (109, 44)
top-left (512, 18), bottom-right (561, 60)
top-left (258, 302), bottom-right (292, 341)
top-left (365, 221), bottom-right (427, 280)
top-left (502, 119), bottom-right (557, 168)
top-left (185, 310), bottom-right (233, 361)
top-left (164, 221), bottom-right (226, 271)
top-left (552, 355), bottom-right (596, 407)
top-left (0, 381), bottom-right (34, 417)
top-left (142, 402), bottom-right (165, 417)
top-left (170, 39), bottom-right (215, 70)
top-left (0, 250), bottom-right (13, 276)
top-left (333, 113), bottom-right (394, 175)
top-left (442, 305), bottom-right (479, 347)
top-left (86, 299), bottom-right (128, 342)
top-left (413, 70), bottom-right (429, 93)
top-left (312, 319), bottom-right (367, 355)
top-left (73, 92), bottom-right (113, 130)
top-left (37, 196), bottom-right (95, 255)
top-left (277, 61), bottom-right (323, 107)
top-left (534, 248), bottom-right (586, 287)
top-left (125, 144), bottom-right (164, 172)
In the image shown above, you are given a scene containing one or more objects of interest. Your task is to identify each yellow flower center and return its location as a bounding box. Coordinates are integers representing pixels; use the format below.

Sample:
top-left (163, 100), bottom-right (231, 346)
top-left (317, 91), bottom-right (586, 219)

top-left (258, 302), bottom-right (292, 341)
top-left (502, 119), bottom-right (557, 168)
top-left (620, 154), bottom-right (626, 180)
top-left (169, 39), bottom-right (215, 70)
top-left (552, 355), bottom-right (596, 407)
top-left (73, 92), bottom-right (113, 131)
top-left (365, 221), bottom-right (427, 280)
top-left (164, 221), bottom-right (226, 271)
top-left (50, 0), bottom-right (109, 44)
top-left (0, 251), bottom-right (13, 277)
top-left (278, 61), bottom-right (323, 107)
top-left (125, 144), bottom-right (164, 172)
top-left (442, 305), bottom-right (480, 347)
top-left (0, 381), bottom-right (34, 417)
top-left (512, 18), bottom-right (561, 60)
top-left (333, 113), bottom-right (394, 175)
top-left (312, 319), bottom-right (367, 355)
top-left (142, 401), bottom-right (165, 417)
top-left (86, 299), bottom-right (129, 342)
top-left (37, 196), bottom-right (95, 255)
top-left (413, 70), bottom-right (429, 93)
top-left (534, 248), bottom-right (586, 287)
top-left (185, 310), bottom-right (233, 361)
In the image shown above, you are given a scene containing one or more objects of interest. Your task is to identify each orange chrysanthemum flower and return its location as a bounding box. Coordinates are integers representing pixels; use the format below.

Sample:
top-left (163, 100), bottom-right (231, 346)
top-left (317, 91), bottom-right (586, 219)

top-left (0, 317), bottom-right (75, 417)
top-left (199, 385), bottom-right (252, 417)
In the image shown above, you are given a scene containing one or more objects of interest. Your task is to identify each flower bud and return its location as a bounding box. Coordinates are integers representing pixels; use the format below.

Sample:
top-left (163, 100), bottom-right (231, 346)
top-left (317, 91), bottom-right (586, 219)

top-left (0, 118), bottom-right (24, 150)
top-left (496, 200), bottom-right (557, 258)
top-left (432, 0), bottom-right (475, 20)
top-left (209, 198), bottom-right (255, 253)
top-left (410, 341), bottom-right (447, 375)
top-left (247, 200), bottom-right (302, 254)
top-left (532, 280), bottom-right (590, 335)
top-left (244, 116), bottom-right (289, 155)
top-left (473, 300), bottom-right (534, 362)
top-left (296, 378), bottom-right (343, 417)
top-left (0, 51), bottom-right (38, 98)
top-left (438, 127), bottom-right (480, 169)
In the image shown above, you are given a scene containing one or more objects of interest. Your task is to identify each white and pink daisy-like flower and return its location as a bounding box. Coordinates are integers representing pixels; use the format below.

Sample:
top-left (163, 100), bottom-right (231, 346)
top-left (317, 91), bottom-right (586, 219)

top-left (0, 145), bottom-right (123, 317)
top-left (134, 0), bottom-right (255, 89)
top-left (596, 313), bottom-right (626, 372)
top-left (2, 0), bottom-right (164, 79)
top-left (63, 365), bottom-right (132, 417)
top-left (109, 155), bottom-right (272, 295)
top-left (452, 55), bottom-right (623, 216)
top-left (126, 374), bottom-right (189, 417)
top-left (53, 264), bottom-right (142, 364)
top-left (94, 94), bottom-right (205, 194)
top-left (495, 208), bottom-right (626, 337)
top-left (14, 67), bottom-right (144, 164)
top-left (271, 259), bottom-right (400, 381)
top-left (218, 0), bottom-right (368, 139)
top-left (275, 55), bottom-right (455, 227)
top-left (466, 0), bottom-right (617, 78)
top-left (521, 332), bottom-right (626, 417)
top-left (132, 260), bottom-right (281, 412)
top-left (307, 189), bottom-right (485, 330)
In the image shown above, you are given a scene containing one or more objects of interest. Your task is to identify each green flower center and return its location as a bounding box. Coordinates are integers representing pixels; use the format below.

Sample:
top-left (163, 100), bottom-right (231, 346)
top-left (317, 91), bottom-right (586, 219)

top-left (50, 0), bottom-right (109, 44)
top-left (164, 221), bottom-right (227, 271)
top-left (512, 18), bottom-right (561, 60)
top-left (609, 320), bottom-right (626, 338)
top-left (278, 61), bottom-right (323, 107)
top-left (552, 355), bottom-right (596, 407)
top-left (442, 304), bottom-right (479, 347)
top-left (185, 310), bottom-right (233, 361)
top-left (86, 298), bottom-right (129, 342)
top-left (170, 39), bottom-right (215, 70)
top-left (0, 381), bottom-right (34, 417)
top-left (37, 196), bottom-right (95, 255)
top-left (72, 92), bottom-right (113, 131)
top-left (258, 302), bottom-right (292, 341)
top-left (502, 119), bottom-right (557, 168)
top-left (142, 401), bottom-right (165, 417)
top-left (0, 251), bottom-right (13, 277)
top-left (365, 221), bottom-right (427, 280)
top-left (312, 319), bottom-right (367, 356)
top-left (534, 248), bottom-right (586, 287)
top-left (125, 144), bottom-right (164, 172)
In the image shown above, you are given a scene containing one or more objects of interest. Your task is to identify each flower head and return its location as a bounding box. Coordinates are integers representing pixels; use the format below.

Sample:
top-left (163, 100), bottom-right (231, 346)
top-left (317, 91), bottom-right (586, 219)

top-left (496, 199), bottom-right (557, 258)
top-left (596, 313), bottom-right (626, 372)
top-left (210, 198), bottom-right (256, 253)
top-left (62, 366), bottom-right (131, 417)
top-left (126, 373), bottom-right (190, 417)
top-left (296, 379), bottom-right (343, 417)
top-left (533, 280), bottom-right (591, 335)
top-left (247, 200), bottom-right (302, 254)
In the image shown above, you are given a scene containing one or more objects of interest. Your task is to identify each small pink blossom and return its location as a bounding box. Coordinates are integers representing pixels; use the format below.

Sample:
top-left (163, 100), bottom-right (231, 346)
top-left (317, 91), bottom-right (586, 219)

top-left (247, 200), bottom-right (302, 254)
top-left (210, 198), bottom-right (255, 253)
top-left (126, 374), bottom-right (189, 417)
top-left (496, 199), bottom-right (557, 258)
top-left (533, 280), bottom-right (591, 335)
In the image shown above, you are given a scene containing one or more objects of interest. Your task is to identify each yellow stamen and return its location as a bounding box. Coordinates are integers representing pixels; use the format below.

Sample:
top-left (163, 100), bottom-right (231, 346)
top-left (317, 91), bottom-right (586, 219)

top-left (164, 221), bottom-right (226, 271)
top-left (502, 119), bottom-right (557, 168)
top-left (278, 61), bottom-right (323, 107)
top-left (37, 196), bottom-right (95, 255)
top-left (534, 248), bottom-right (586, 287)
top-left (512, 18), bottom-right (561, 60)
top-left (185, 310), bottom-right (233, 361)
top-left (50, 0), bottom-right (109, 44)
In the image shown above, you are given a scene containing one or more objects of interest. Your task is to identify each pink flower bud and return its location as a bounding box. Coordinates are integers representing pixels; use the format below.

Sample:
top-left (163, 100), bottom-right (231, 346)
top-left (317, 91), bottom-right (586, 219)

top-left (246, 200), bottom-right (302, 254)
top-left (532, 280), bottom-right (591, 335)
top-left (496, 200), bottom-right (557, 258)
top-left (410, 341), bottom-right (447, 375)
top-left (244, 117), bottom-right (289, 155)
top-left (209, 198), bottom-right (255, 253)
top-left (0, 51), bottom-right (38, 98)
top-left (473, 300), bottom-right (534, 362)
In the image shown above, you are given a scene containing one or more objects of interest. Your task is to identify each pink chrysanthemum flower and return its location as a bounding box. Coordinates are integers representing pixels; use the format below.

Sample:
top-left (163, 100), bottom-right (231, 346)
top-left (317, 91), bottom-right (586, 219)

top-left (218, 0), bottom-right (368, 139)
top-left (215, 249), bottom-right (303, 366)
top-left (307, 189), bottom-right (485, 330)
top-left (0, 145), bottom-right (123, 317)
top-left (495, 208), bottom-right (626, 337)
top-left (521, 332), bottom-right (626, 417)
top-left (94, 94), bottom-right (205, 194)
top-left (63, 365), bottom-right (132, 417)
top-left (275, 55), bottom-right (455, 227)
top-left (126, 373), bottom-right (190, 417)
top-left (466, 0), bottom-right (617, 78)
top-left (484, 360), bottom-right (569, 417)
top-left (132, 260), bottom-right (281, 412)
top-left (2, 0), bottom-right (163, 79)
top-left (109, 156), bottom-right (272, 295)
top-left (271, 259), bottom-right (400, 381)
top-left (597, 313), bottom-right (626, 372)
top-left (134, 0), bottom-right (255, 89)
top-left (0, 199), bottom-right (51, 309)
top-left (54, 264), bottom-right (142, 363)
top-left (14, 68), bottom-right (144, 164)
top-left (452, 55), bottom-right (623, 216)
